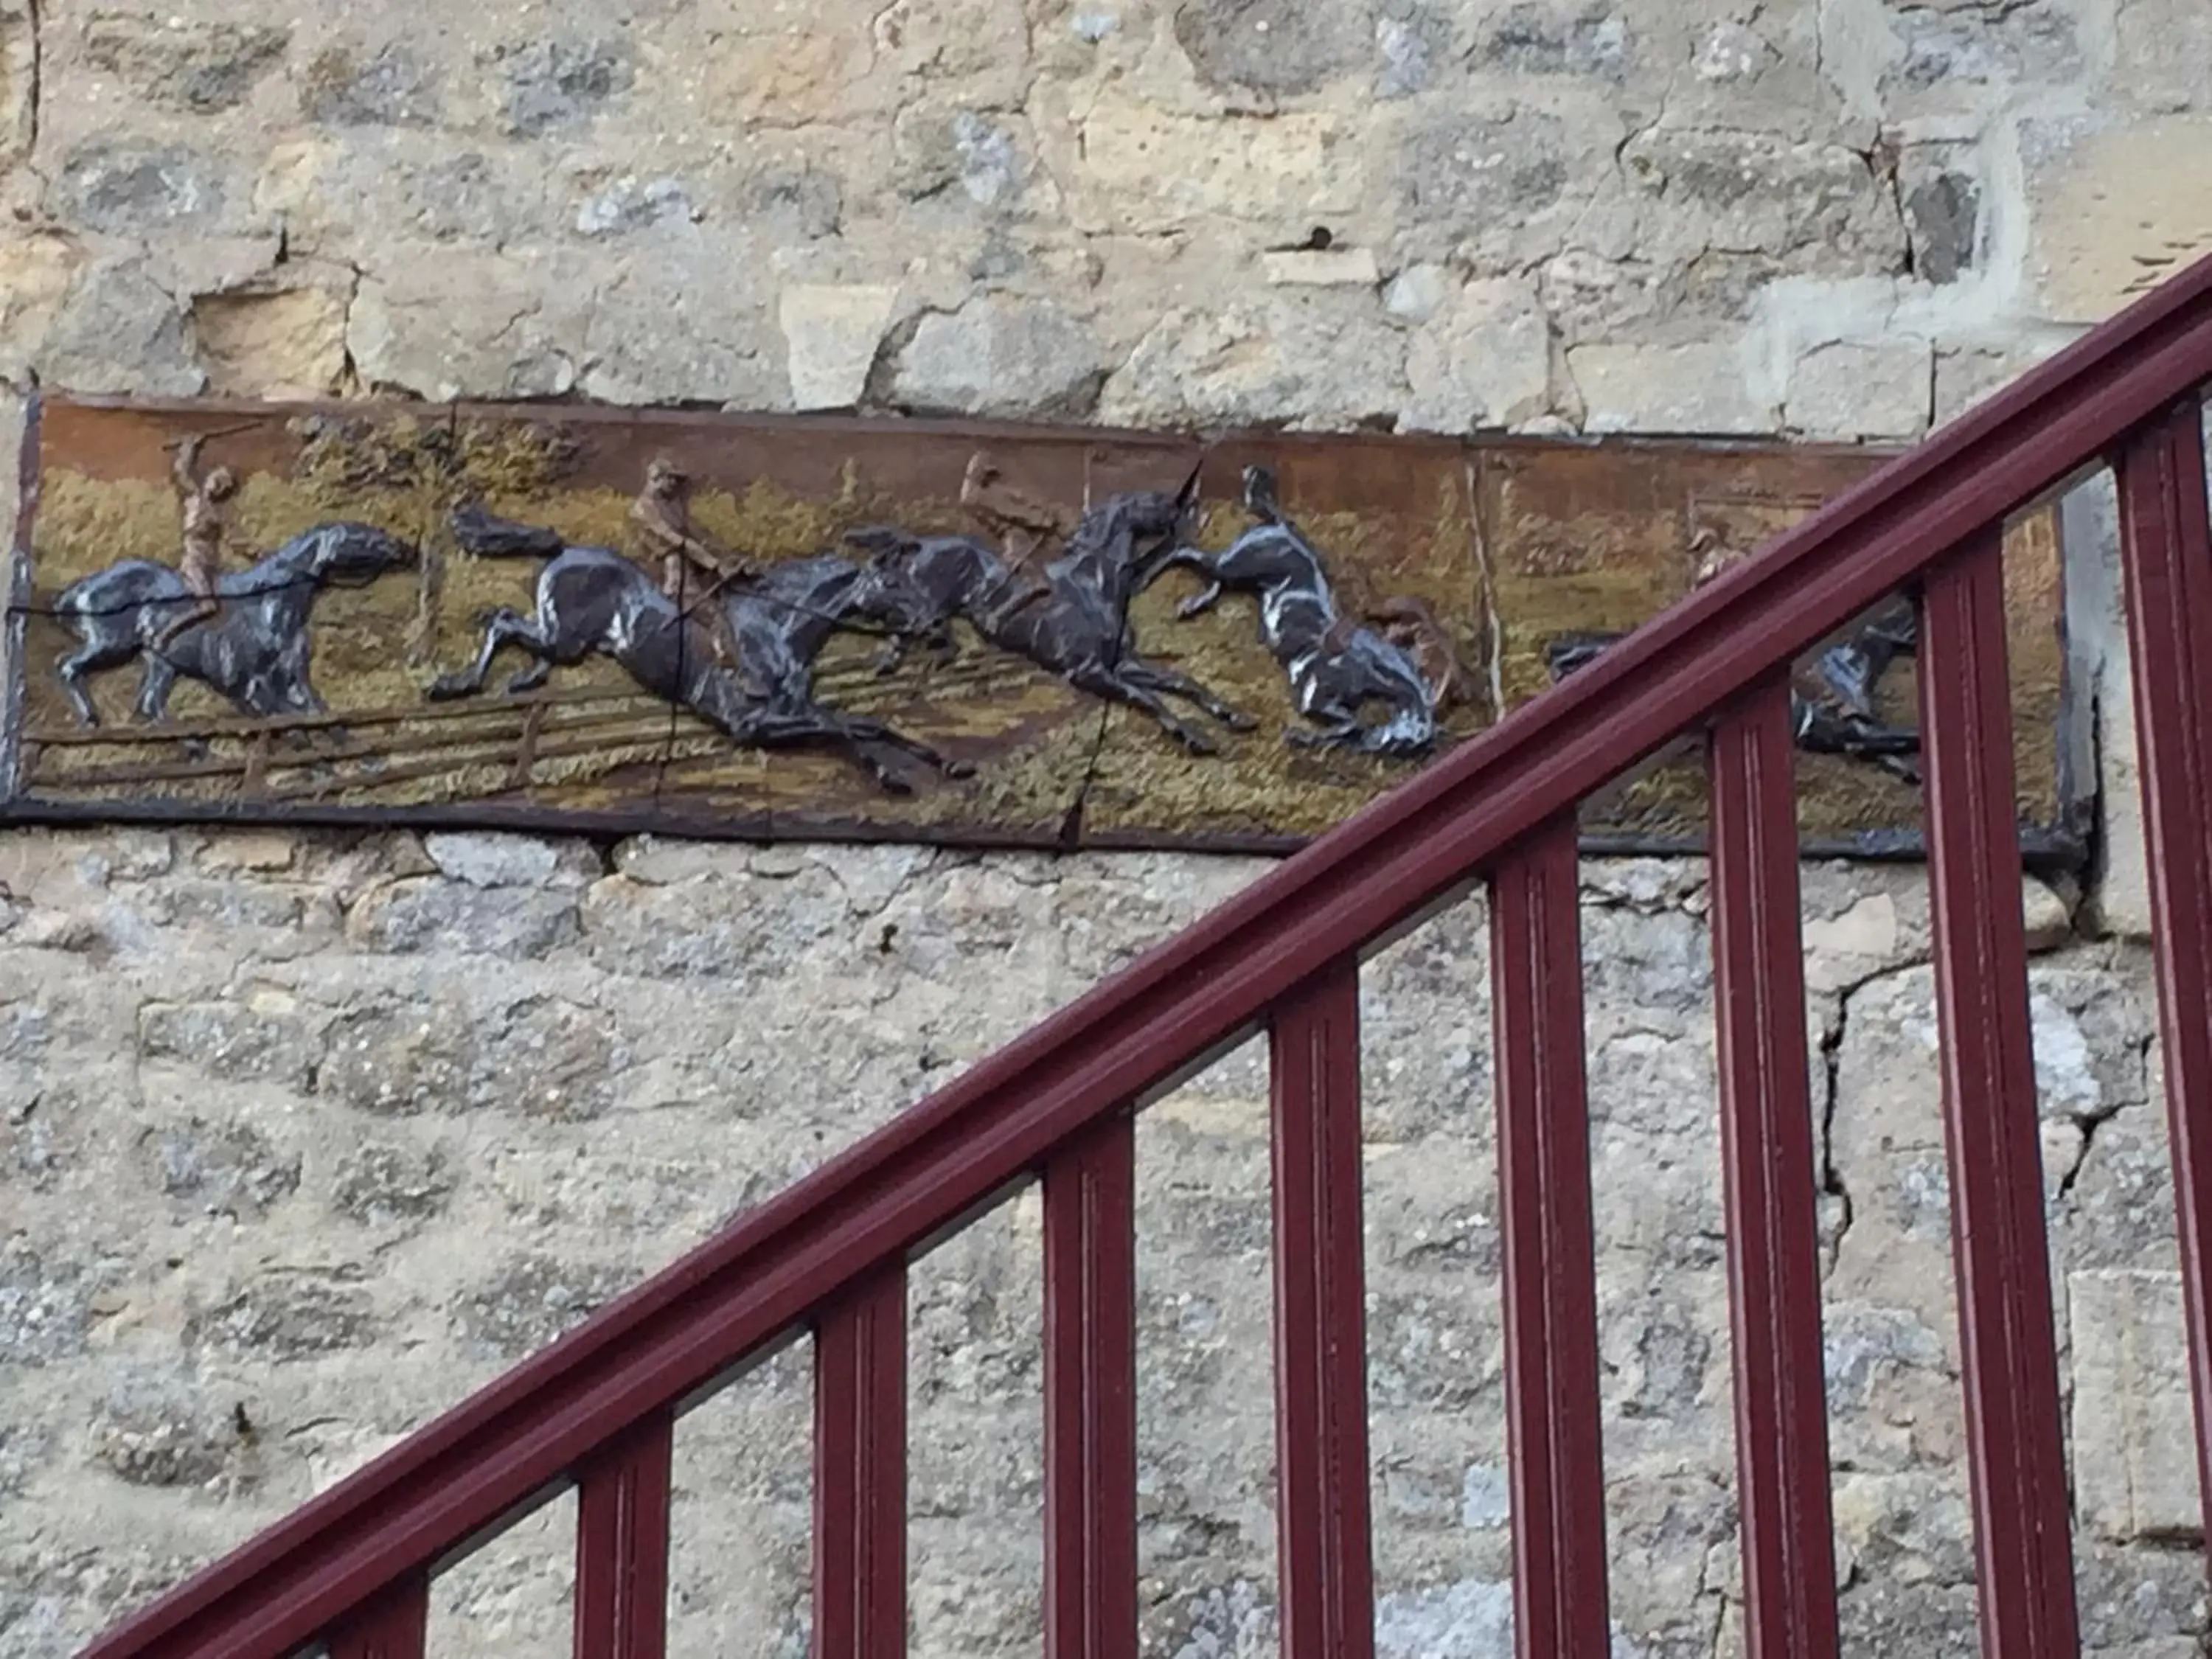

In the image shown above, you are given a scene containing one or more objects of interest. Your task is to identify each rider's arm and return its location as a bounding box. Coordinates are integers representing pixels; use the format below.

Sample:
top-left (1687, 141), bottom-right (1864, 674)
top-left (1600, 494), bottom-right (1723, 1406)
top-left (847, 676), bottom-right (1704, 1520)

top-left (171, 437), bottom-right (201, 498)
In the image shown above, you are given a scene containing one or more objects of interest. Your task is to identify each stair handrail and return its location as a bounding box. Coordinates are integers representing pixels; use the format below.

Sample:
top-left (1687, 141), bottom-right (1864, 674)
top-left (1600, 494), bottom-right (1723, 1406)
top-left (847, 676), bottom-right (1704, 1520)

top-left (81, 250), bottom-right (2212, 1659)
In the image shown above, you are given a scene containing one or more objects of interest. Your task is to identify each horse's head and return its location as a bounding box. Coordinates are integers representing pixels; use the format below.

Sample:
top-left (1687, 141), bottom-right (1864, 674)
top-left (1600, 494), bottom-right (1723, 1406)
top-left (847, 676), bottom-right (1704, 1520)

top-left (1543, 631), bottom-right (1624, 684)
top-left (845, 541), bottom-right (949, 638)
top-left (299, 521), bottom-right (419, 588)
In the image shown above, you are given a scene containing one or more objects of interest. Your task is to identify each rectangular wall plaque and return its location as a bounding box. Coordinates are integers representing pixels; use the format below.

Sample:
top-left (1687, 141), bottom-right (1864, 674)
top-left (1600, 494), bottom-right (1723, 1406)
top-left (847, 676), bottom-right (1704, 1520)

top-left (1, 397), bottom-right (2088, 863)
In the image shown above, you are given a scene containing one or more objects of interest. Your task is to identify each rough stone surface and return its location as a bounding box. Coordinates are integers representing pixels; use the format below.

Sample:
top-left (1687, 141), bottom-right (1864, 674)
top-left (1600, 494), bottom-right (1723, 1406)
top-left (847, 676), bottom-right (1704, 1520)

top-left (1786, 336), bottom-right (1933, 439)
top-left (0, 0), bottom-right (2205, 1649)
top-left (780, 282), bottom-right (900, 411)
top-left (886, 295), bottom-right (1104, 419)
top-left (0, 832), bottom-right (2194, 1659)
top-left (0, 0), bottom-right (2180, 428)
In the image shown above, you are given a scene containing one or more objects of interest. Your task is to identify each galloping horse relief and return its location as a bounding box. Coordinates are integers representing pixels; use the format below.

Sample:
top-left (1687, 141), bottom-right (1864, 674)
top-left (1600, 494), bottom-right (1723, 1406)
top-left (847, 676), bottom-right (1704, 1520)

top-left (1147, 465), bottom-right (1473, 757)
top-left (10, 399), bottom-right (2074, 857)
top-left (53, 521), bottom-right (417, 726)
top-left (428, 502), bottom-right (971, 794)
top-left (844, 464), bottom-right (1256, 756)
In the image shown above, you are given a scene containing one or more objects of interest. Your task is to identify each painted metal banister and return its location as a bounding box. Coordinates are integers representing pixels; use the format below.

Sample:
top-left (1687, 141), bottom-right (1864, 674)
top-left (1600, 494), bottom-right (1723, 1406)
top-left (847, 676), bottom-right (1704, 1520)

top-left (2114, 400), bottom-right (2212, 1549)
top-left (1919, 528), bottom-right (2081, 1655)
top-left (75, 250), bottom-right (2212, 1659)
top-left (1708, 676), bottom-right (1840, 1659)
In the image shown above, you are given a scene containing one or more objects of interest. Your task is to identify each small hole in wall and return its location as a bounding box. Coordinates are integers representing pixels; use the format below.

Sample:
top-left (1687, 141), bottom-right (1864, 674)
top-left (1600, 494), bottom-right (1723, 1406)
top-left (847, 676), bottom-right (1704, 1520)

top-left (1303, 225), bottom-right (1334, 251)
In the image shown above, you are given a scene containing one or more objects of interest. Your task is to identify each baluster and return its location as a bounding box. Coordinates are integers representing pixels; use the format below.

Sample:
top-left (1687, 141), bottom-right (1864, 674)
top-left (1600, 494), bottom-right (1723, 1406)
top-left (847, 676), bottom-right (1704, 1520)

top-left (326, 1579), bottom-right (428, 1659)
top-left (574, 1412), bottom-right (674, 1659)
top-left (1708, 678), bottom-right (1841, 1659)
top-left (1043, 1110), bottom-right (1139, 1659)
top-left (815, 1270), bottom-right (908, 1659)
top-left (1918, 526), bottom-right (2081, 1659)
top-left (2115, 398), bottom-right (2212, 1538)
top-left (1490, 817), bottom-right (1610, 1659)
top-left (1270, 957), bottom-right (1376, 1659)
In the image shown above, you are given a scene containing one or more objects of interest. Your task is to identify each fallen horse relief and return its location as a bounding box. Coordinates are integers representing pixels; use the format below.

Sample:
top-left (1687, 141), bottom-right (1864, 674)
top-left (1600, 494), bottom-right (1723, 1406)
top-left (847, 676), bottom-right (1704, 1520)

top-left (0, 397), bottom-right (2089, 861)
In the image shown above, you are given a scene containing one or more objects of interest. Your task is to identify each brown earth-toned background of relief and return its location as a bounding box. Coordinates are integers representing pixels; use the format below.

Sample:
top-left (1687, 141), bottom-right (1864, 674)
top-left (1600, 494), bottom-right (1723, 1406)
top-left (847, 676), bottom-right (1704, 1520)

top-left (1481, 443), bottom-right (2076, 858)
top-left (1, 399), bottom-right (2081, 858)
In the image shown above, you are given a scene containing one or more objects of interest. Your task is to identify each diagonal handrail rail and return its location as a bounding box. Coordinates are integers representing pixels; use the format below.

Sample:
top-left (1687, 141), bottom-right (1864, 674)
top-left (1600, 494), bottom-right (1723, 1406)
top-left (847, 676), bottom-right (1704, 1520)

top-left (81, 250), bottom-right (2212, 1659)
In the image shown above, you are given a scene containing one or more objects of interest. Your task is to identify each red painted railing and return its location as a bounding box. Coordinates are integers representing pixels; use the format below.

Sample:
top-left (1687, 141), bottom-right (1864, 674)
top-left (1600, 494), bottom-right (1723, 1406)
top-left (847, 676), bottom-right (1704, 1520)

top-left (78, 252), bottom-right (2212, 1659)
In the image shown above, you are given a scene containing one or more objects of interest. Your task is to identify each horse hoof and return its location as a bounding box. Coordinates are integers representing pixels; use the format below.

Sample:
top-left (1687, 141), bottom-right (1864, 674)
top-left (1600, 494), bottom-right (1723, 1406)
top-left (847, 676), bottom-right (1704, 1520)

top-left (942, 758), bottom-right (978, 780)
top-left (425, 676), bottom-right (475, 701)
top-left (1220, 709), bottom-right (1260, 731)
top-left (874, 772), bottom-right (917, 796)
top-left (1175, 732), bottom-right (1219, 757)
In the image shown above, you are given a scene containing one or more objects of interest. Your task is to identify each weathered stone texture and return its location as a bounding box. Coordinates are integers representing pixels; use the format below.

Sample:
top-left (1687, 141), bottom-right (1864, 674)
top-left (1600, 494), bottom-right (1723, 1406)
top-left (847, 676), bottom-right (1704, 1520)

top-left (0, 830), bottom-right (2197, 1658)
top-left (0, 0), bottom-right (2206, 1649)
top-left (0, 0), bottom-right (2191, 428)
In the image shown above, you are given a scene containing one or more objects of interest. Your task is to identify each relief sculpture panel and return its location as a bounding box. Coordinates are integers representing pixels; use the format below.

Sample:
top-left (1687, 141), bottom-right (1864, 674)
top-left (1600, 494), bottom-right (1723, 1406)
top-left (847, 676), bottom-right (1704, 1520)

top-left (1, 397), bottom-right (2087, 863)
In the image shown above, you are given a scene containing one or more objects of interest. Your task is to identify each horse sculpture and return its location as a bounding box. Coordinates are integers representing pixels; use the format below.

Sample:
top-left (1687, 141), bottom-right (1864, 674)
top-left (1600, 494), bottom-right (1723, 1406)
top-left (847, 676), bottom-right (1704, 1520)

top-left (1545, 597), bottom-right (1924, 781)
top-left (52, 521), bottom-right (417, 727)
top-left (843, 480), bottom-right (1256, 755)
top-left (1144, 465), bottom-right (1465, 758)
top-left (428, 505), bottom-right (971, 794)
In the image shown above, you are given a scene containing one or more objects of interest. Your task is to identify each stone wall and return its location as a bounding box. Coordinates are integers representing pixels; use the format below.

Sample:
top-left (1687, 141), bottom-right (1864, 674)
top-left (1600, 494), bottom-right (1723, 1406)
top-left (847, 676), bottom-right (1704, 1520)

top-left (2, 0), bottom-right (2210, 1655)
top-left (0, 829), bottom-right (2198, 1659)
top-left (0, 0), bottom-right (2202, 430)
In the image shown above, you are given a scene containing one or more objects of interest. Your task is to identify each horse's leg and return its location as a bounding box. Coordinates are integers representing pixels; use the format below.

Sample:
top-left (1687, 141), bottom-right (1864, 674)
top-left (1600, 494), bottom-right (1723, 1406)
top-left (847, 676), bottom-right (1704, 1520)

top-left (720, 706), bottom-right (918, 796)
top-left (1119, 656), bottom-right (1257, 731)
top-left (1068, 663), bottom-right (1218, 754)
top-left (133, 655), bottom-right (178, 725)
top-left (504, 658), bottom-right (553, 695)
top-left (58, 645), bottom-right (111, 728)
top-left (428, 609), bottom-right (545, 700)
top-left (824, 711), bottom-right (975, 779)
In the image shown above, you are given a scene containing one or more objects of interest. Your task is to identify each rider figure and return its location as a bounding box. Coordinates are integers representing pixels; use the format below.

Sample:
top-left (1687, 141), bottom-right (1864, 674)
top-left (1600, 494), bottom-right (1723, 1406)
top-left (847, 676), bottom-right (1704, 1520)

top-left (960, 451), bottom-right (1074, 632)
top-left (155, 434), bottom-right (235, 650)
top-left (630, 457), bottom-right (751, 669)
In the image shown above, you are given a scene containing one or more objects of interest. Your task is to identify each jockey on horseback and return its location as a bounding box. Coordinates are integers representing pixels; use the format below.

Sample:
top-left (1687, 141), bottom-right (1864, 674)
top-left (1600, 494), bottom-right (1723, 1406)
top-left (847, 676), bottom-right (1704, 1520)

top-left (959, 451), bottom-right (1073, 632)
top-left (153, 435), bottom-right (236, 650)
top-left (630, 457), bottom-right (751, 669)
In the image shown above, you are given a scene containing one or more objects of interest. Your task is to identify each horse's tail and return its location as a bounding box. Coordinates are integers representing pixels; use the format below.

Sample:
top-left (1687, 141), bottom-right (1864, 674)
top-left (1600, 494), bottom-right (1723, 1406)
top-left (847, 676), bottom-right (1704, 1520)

top-left (450, 502), bottom-right (566, 559)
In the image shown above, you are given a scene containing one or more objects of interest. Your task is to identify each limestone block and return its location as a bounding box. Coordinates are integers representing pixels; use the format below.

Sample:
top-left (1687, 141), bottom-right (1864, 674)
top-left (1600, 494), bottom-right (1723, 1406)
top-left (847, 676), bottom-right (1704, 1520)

top-left (77, 14), bottom-right (290, 114)
top-left (1071, 93), bottom-right (1363, 235)
top-left (348, 248), bottom-right (590, 401)
top-left (1261, 248), bottom-right (1379, 287)
top-left (1568, 340), bottom-right (1775, 435)
top-left (1786, 338), bottom-right (1932, 440)
top-left (886, 293), bottom-right (1103, 419)
top-left (299, 43), bottom-right (442, 127)
top-left (2027, 116), bottom-right (2212, 324)
top-left (421, 832), bottom-right (598, 891)
top-left (1881, 0), bottom-right (2081, 114)
top-left (781, 284), bottom-right (900, 410)
top-left (1398, 276), bottom-right (1551, 434)
top-left (2071, 1270), bottom-right (2204, 1540)
top-left (0, 1), bottom-right (28, 164)
top-left (702, 28), bottom-right (880, 128)
top-left (0, 235), bottom-right (86, 385)
top-left (1100, 292), bottom-right (1408, 429)
top-left (1173, 0), bottom-right (1373, 97)
top-left (1396, 108), bottom-right (1576, 263)
top-left (189, 282), bottom-right (352, 399)
top-left (1619, 128), bottom-right (1905, 268)
top-left (2115, 0), bottom-right (2212, 114)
